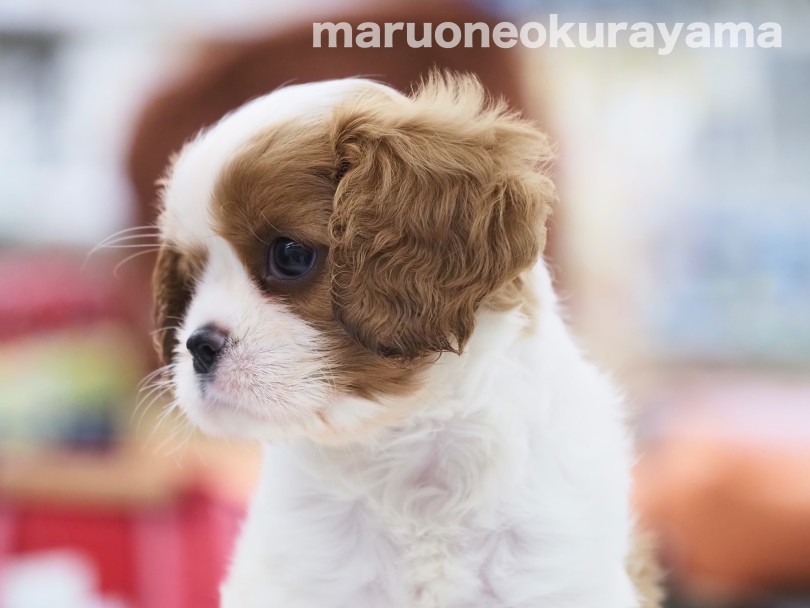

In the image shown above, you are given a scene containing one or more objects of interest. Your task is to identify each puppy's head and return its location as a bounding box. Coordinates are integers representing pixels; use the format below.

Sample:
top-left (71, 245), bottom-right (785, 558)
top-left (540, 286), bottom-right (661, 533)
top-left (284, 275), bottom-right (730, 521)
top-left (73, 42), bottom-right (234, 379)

top-left (153, 73), bottom-right (554, 442)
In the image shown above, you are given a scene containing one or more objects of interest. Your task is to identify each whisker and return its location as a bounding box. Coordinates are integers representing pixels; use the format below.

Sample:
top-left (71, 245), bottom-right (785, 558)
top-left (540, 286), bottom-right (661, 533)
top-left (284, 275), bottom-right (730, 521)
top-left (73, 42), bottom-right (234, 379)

top-left (165, 423), bottom-right (194, 460)
top-left (136, 378), bottom-right (172, 409)
top-left (134, 377), bottom-right (173, 418)
top-left (137, 365), bottom-right (172, 390)
top-left (84, 231), bottom-right (179, 271)
top-left (88, 226), bottom-right (159, 253)
top-left (96, 225), bottom-right (157, 244)
top-left (150, 403), bottom-right (191, 458)
top-left (150, 325), bottom-right (182, 337)
top-left (133, 384), bottom-right (172, 431)
top-left (113, 248), bottom-right (161, 276)
top-left (99, 241), bottom-right (163, 250)
top-left (133, 365), bottom-right (174, 427)
top-left (99, 232), bottom-right (162, 242)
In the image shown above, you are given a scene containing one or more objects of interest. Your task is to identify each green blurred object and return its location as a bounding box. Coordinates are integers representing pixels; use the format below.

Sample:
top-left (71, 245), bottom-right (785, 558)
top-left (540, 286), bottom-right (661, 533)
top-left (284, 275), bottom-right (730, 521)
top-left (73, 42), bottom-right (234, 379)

top-left (0, 323), bottom-right (141, 448)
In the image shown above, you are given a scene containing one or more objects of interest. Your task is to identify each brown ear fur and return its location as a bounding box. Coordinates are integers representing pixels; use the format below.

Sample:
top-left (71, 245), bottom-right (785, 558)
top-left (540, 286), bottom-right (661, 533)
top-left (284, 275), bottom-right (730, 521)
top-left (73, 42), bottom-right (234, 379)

top-left (152, 243), bottom-right (206, 365)
top-left (329, 73), bottom-right (555, 359)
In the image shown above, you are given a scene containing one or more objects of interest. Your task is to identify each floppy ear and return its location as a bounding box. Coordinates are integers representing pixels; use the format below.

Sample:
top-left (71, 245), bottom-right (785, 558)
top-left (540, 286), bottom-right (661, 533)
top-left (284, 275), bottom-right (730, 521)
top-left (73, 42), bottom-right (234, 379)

top-left (329, 73), bottom-right (555, 359)
top-left (152, 243), bottom-right (196, 366)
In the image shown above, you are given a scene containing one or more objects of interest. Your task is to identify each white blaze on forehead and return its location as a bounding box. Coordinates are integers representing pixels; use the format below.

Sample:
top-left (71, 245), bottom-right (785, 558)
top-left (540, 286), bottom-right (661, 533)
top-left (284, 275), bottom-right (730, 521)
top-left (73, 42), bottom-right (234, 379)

top-left (160, 78), bottom-right (395, 248)
top-left (181, 236), bottom-right (254, 332)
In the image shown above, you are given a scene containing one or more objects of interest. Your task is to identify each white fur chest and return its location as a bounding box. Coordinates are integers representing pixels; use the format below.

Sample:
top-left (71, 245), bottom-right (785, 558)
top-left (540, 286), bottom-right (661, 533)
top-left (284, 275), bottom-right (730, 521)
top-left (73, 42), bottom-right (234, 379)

top-left (220, 288), bottom-right (640, 608)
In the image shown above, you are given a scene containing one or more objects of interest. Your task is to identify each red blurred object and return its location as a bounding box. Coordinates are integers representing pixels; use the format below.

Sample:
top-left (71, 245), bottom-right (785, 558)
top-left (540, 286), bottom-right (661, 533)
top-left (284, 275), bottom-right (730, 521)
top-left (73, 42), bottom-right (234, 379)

top-left (2, 493), bottom-right (241, 608)
top-left (0, 445), bottom-right (257, 608)
top-left (0, 252), bottom-right (125, 343)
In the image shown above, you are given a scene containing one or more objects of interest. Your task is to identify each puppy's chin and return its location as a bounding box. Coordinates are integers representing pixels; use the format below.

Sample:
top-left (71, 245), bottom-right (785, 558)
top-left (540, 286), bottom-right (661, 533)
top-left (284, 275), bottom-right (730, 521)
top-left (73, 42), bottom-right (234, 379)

top-left (177, 392), bottom-right (282, 442)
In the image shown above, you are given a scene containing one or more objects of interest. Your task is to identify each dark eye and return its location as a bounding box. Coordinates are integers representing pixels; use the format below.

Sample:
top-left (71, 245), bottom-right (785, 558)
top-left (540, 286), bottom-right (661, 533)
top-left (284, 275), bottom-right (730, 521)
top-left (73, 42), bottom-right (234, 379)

top-left (266, 238), bottom-right (316, 280)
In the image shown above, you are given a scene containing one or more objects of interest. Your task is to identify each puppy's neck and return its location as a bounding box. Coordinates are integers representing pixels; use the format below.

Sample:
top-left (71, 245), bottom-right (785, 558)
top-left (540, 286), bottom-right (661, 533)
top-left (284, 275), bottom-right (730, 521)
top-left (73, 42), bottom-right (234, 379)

top-left (278, 275), bottom-right (548, 523)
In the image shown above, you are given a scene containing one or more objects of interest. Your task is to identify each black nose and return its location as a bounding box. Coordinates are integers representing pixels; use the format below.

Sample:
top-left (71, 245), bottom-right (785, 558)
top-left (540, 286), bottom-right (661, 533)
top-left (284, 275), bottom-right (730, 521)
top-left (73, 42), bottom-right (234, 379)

top-left (186, 325), bottom-right (228, 374)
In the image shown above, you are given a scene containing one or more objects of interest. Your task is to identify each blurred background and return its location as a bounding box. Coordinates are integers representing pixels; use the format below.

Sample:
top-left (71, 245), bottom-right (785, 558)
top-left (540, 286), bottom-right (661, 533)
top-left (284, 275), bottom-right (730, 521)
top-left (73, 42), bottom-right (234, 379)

top-left (1, 0), bottom-right (809, 606)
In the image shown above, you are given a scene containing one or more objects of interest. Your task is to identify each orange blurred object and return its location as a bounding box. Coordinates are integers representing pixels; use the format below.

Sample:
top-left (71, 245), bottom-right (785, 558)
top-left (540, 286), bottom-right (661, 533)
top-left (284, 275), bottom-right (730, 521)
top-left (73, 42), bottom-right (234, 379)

top-left (634, 376), bottom-right (810, 602)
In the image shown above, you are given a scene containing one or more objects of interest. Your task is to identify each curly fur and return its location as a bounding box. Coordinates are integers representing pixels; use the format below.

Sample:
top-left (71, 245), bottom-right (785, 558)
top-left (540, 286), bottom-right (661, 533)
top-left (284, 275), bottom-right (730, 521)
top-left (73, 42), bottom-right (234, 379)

top-left (329, 73), bottom-right (554, 358)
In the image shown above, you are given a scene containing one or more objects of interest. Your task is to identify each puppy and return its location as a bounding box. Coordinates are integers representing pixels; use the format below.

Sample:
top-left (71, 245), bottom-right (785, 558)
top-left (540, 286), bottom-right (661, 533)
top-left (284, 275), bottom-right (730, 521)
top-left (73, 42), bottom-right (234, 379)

top-left (153, 73), bottom-right (661, 607)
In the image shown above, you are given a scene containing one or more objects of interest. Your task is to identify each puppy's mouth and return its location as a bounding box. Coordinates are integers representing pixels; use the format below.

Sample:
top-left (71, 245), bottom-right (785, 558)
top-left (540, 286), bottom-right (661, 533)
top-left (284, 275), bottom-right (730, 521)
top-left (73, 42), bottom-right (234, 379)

top-left (185, 357), bottom-right (313, 422)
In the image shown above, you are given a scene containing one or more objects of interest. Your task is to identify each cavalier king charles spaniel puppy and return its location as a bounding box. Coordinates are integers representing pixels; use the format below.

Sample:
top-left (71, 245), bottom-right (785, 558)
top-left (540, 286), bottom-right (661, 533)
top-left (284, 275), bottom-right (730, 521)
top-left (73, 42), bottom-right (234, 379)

top-left (152, 72), bottom-right (661, 608)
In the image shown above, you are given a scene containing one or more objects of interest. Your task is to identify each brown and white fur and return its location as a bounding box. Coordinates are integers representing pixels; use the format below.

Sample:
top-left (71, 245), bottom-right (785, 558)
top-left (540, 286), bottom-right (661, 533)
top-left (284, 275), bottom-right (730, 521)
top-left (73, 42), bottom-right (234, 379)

top-left (152, 73), bottom-right (662, 607)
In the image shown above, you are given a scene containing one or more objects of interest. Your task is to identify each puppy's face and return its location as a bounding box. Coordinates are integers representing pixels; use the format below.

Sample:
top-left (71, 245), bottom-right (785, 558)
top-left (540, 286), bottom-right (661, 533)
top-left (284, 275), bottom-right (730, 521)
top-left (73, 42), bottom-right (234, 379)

top-left (154, 75), bottom-right (554, 443)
